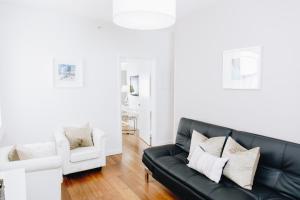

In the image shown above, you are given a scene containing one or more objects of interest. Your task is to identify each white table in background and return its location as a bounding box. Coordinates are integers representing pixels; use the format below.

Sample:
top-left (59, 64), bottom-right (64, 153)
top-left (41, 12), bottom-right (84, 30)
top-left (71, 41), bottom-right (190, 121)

top-left (0, 169), bottom-right (27, 200)
top-left (122, 105), bottom-right (139, 134)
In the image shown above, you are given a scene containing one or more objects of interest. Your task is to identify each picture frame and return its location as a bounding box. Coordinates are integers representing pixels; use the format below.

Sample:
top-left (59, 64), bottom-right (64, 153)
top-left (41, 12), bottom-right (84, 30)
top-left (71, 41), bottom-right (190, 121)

top-left (53, 59), bottom-right (83, 88)
top-left (130, 75), bottom-right (139, 96)
top-left (223, 46), bottom-right (262, 90)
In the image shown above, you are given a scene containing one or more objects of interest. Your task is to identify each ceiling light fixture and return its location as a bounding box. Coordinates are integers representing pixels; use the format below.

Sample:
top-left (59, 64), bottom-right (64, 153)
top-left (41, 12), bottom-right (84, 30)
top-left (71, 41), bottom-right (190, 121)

top-left (113, 0), bottom-right (176, 30)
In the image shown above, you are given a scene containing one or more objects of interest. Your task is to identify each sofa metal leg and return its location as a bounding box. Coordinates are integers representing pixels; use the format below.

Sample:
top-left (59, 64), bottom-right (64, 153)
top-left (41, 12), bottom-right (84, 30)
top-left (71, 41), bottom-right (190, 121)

top-left (145, 170), bottom-right (149, 183)
top-left (145, 168), bottom-right (152, 183)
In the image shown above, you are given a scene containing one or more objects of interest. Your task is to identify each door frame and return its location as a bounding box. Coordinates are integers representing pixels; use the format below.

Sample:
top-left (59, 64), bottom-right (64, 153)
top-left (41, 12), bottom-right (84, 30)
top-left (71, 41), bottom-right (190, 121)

top-left (117, 56), bottom-right (157, 149)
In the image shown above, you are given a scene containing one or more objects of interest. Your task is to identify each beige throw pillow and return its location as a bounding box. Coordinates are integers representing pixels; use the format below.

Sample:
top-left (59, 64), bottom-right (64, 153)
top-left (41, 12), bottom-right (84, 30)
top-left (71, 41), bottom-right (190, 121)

top-left (222, 137), bottom-right (260, 190)
top-left (64, 124), bottom-right (93, 150)
top-left (8, 146), bottom-right (20, 161)
top-left (188, 130), bottom-right (226, 160)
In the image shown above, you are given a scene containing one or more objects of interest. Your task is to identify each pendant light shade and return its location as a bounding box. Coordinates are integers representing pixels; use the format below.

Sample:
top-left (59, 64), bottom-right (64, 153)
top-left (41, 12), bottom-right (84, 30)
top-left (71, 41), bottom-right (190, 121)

top-left (0, 107), bottom-right (1, 129)
top-left (113, 0), bottom-right (176, 30)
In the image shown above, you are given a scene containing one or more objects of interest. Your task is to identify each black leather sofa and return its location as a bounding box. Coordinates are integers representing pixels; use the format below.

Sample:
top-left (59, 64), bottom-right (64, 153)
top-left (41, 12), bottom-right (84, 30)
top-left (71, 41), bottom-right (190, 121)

top-left (142, 118), bottom-right (300, 200)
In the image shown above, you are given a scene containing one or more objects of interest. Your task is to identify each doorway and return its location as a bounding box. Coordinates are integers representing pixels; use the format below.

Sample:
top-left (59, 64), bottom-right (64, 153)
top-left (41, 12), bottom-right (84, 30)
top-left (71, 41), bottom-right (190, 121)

top-left (119, 58), bottom-right (155, 146)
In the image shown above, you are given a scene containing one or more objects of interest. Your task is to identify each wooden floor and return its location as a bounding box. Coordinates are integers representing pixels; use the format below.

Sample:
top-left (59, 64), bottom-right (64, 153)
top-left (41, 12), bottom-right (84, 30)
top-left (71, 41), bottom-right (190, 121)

top-left (62, 134), bottom-right (179, 200)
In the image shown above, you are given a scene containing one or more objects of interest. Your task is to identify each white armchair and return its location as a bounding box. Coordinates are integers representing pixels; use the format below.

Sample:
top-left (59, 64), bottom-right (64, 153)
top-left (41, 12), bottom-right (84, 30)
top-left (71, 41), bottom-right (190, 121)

top-left (54, 128), bottom-right (106, 175)
top-left (0, 142), bottom-right (62, 200)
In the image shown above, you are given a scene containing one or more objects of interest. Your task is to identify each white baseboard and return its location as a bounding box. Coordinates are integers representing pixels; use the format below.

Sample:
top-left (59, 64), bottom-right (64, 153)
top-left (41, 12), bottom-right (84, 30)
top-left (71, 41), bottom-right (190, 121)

top-left (106, 147), bottom-right (122, 156)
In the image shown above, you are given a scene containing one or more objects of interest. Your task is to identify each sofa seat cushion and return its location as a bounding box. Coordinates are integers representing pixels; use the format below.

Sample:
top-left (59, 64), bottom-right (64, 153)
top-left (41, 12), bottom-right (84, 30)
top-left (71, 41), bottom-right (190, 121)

top-left (155, 154), bottom-right (254, 200)
top-left (70, 147), bottom-right (99, 163)
top-left (155, 154), bottom-right (291, 200)
top-left (219, 178), bottom-right (293, 200)
top-left (155, 155), bottom-right (195, 182)
top-left (249, 184), bottom-right (293, 200)
top-left (186, 172), bottom-right (293, 200)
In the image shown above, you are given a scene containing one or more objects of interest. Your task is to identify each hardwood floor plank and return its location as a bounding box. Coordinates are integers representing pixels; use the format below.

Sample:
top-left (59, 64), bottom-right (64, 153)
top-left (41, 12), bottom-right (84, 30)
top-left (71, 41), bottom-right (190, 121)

top-left (62, 134), bottom-right (178, 200)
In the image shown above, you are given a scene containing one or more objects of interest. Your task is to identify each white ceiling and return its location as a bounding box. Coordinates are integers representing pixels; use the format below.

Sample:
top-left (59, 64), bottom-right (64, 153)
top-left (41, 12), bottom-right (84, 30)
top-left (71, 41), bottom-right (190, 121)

top-left (0, 0), bottom-right (216, 22)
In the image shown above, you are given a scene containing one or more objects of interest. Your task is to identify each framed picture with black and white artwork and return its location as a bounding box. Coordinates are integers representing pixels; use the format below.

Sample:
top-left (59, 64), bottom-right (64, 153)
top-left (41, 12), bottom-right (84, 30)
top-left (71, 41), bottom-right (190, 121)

top-left (130, 75), bottom-right (139, 96)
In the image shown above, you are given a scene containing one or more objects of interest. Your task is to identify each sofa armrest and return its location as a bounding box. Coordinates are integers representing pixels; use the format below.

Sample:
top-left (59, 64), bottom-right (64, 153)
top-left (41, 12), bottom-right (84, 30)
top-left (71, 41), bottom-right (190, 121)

top-left (143, 144), bottom-right (183, 172)
top-left (143, 144), bottom-right (182, 160)
top-left (0, 156), bottom-right (62, 173)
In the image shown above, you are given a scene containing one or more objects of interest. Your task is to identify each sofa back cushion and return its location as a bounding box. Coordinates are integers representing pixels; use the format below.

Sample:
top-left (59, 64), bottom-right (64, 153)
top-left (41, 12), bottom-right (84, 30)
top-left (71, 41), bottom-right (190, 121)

top-left (231, 130), bottom-right (300, 199)
top-left (175, 118), bottom-right (232, 153)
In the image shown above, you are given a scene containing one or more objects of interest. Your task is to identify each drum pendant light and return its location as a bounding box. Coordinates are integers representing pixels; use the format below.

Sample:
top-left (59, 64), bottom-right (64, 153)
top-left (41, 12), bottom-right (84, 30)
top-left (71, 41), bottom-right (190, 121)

top-left (113, 0), bottom-right (176, 30)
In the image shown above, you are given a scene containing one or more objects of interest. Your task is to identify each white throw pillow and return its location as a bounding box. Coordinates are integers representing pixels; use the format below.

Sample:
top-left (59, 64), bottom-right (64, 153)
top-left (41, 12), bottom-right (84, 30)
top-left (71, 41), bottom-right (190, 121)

top-left (188, 130), bottom-right (226, 160)
top-left (16, 143), bottom-right (56, 160)
top-left (188, 146), bottom-right (228, 183)
top-left (222, 137), bottom-right (260, 190)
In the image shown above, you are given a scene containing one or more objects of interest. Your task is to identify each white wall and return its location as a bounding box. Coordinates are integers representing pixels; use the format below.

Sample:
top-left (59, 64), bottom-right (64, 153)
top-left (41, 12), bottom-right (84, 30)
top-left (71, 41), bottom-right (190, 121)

top-left (0, 3), bottom-right (174, 154)
top-left (174, 0), bottom-right (300, 143)
top-left (0, 106), bottom-right (3, 141)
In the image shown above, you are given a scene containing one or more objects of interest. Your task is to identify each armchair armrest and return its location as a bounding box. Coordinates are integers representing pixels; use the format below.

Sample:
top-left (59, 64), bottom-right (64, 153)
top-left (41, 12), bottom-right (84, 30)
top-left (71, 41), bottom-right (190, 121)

top-left (54, 129), bottom-right (70, 165)
top-left (54, 129), bottom-right (70, 149)
top-left (92, 128), bottom-right (106, 147)
top-left (92, 128), bottom-right (106, 159)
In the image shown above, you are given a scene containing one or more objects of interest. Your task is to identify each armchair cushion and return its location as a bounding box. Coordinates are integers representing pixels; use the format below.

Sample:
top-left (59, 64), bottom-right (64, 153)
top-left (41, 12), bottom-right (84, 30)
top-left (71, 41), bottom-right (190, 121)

top-left (70, 146), bottom-right (100, 163)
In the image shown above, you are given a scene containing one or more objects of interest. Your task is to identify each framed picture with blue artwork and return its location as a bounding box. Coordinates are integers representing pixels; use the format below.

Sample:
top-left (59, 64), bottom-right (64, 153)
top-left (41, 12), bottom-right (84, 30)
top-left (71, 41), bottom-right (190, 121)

top-left (53, 59), bottom-right (83, 88)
